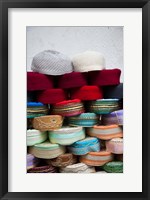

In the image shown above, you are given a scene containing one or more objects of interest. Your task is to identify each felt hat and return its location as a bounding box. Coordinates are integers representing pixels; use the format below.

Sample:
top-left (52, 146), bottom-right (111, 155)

top-left (70, 86), bottom-right (103, 101)
top-left (31, 50), bottom-right (73, 75)
top-left (88, 69), bottom-right (121, 86)
top-left (72, 51), bottom-right (105, 72)
top-left (37, 89), bottom-right (67, 104)
top-left (27, 72), bottom-right (54, 91)
top-left (58, 72), bottom-right (87, 89)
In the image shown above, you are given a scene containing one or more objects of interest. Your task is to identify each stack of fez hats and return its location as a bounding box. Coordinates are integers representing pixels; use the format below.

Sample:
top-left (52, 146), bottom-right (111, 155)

top-left (27, 50), bottom-right (123, 173)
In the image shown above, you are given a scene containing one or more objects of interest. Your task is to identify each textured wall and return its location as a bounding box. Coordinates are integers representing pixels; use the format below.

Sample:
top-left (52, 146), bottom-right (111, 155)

top-left (27, 26), bottom-right (123, 81)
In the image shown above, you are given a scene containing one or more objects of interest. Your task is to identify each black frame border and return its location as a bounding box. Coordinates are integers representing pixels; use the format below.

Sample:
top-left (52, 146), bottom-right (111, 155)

top-left (0, 0), bottom-right (150, 199)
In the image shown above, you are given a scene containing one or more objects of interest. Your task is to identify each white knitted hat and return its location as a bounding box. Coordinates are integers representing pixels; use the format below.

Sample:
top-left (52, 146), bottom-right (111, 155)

top-left (72, 51), bottom-right (105, 72)
top-left (31, 50), bottom-right (73, 75)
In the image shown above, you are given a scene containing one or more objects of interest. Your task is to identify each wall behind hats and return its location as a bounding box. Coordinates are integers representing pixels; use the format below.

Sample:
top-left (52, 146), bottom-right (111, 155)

top-left (27, 27), bottom-right (123, 82)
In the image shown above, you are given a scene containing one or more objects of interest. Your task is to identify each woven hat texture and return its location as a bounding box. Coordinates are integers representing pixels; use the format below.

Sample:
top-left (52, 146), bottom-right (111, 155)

top-left (31, 50), bottom-right (73, 75)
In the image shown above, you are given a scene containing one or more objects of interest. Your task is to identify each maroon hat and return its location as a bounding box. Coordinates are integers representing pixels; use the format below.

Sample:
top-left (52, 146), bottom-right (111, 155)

top-left (27, 72), bottom-right (53, 91)
top-left (70, 86), bottom-right (103, 101)
top-left (27, 165), bottom-right (57, 173)
top-left (37, 89), bottom-right (67, 104)
top-left (58, 72), bottom-right (87, 89)
top-left (88, 69), bottom-right (121, 86)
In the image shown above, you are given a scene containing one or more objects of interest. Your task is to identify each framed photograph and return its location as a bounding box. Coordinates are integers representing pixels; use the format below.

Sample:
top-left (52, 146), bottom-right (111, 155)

top-left (0, 0), bottom-right (150, 200)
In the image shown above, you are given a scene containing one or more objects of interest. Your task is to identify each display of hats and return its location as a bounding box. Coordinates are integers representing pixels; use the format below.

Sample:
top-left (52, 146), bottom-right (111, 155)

top-left (37, 89), bottom-right (67, 104)
top-left (58, 72), bottom-right (87, 89)
top-left (52, 99), bottom-right (84, 117)
top-left (70, 86), bottom-right (103, 101)
top-left (68, 137), bottom-right (100, 155)
top-left (29, 141), bottom-right (66, 159)
top-left (102, 110), bottom-right (123, 125)
top-left (103, 83), bottom-right (123, 99)
top-left (88, 69), bottom-right (121, 86)
top-left (31, 50), bottom-right (73, 75)
top-left (27, 129), bottom-right (47, 146)
top-left (27, 72), bottom-right (54, 91)
top-left (27, 165), bottom-right (57, 173)
top-left (87, 125), bottom-right (123, 140)
top-left (46, 153), bottom-right (77, 167)
top-left (59, 163), bottom-right (96, 173)
top-left (106, 138), bottom-right (123, 154)
top-left (68, 113), bottom-right (99, 127)
top-left (27, 102), bottom-right (49, 118)
top-left (89, 99), bottom-right (120, 114)
top-left (27, 49), bottom-right (124, 173)
top-left (72, 51), bottom-right (105, 72)
top-left (48, 127), bottom-right (85, 145)
top-left (27, 154), bottom-right (39, 170)
top-left (80, 151), bottom-right (114, 166)
top-left (32, 115), bottom-right (63, 131)
top-left (103, 161), bottom-right (123, 173)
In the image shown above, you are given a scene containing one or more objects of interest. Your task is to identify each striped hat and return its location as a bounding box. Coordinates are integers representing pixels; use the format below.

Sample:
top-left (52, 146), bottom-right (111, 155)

top-left (27, 129), bottom-right (47, 146)
top-left (106, 138), bottom-right (123, 154)
top-left (31, 50), bottom-right (73, 75)
top-left (59, 163), bottom-right (96, 173)
top-left (72, 51), bottom-right (105, 72)
top-left (32, 115), bottom-right (63, 131)
top-left (70, 86), bottom-right (103, 101)
top-left (29, 141), bottom-right (66, 159)
top-left (48, 127), bottom-right (85, 145)
top-left (27, 102), bottom-right (49, 118)
top-left (68, 113), bottom-right (99, 127)
top-left (103, 161), bottom-right (123, 173)
top-left (27, 154), bottom-right (39, 170)
top-left (46, 153), bottom-right (77, 167)
top-left (89, 99), bottom-right (120, 114)
top-left (87, 124), bottom-right (123, 140)
top-left (58, 72), bottom-right (87, 89)
top-left (102, 110), bottom-right (123, 125)
top-left (27, 165), bottom-right (57, 173)
top-left (37, 89), bottom-right (67, 104)
top-left (88, 69), bottom-right (121, 86)
top-left (80, 151), bottom-right (114, 166)
top-left (52, 99), bottom-right (85, 117)
top-left (27, 72), bottom-right (54, 91)
top-left (68, 137), bottom-right (100, 155)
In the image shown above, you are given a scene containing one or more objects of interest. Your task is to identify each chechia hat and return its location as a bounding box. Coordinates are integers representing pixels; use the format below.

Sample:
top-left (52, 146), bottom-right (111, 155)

top-left (88, 69), bottom-right (121, 86)
top-left (27, 72), bottom-right (54, 91)
top-left (58, 72), bottom-right (87, 89)
top-left (70, 86), bottom-right (103, 101)
top-left (72, 51), bottom-right (105, 72)
top-left (31, 50), bottom-right (73, 75)
top-left (37, 89), bottom-right (67, 104)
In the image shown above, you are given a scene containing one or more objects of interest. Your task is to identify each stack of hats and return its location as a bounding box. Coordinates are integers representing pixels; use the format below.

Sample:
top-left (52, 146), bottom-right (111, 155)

top-left (27, 50), bottom-right (123, 173)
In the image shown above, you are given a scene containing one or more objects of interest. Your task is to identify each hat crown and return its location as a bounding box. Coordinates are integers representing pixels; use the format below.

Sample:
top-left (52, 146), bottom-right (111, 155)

top-left (72, 51), bottom-right (105, 72)
top-left (31, 50), bottom-right (73, 75)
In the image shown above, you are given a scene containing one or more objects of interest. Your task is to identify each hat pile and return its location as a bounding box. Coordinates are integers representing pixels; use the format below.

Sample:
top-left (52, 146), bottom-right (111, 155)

top-left (27, 50), bottom-right (123, 173)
